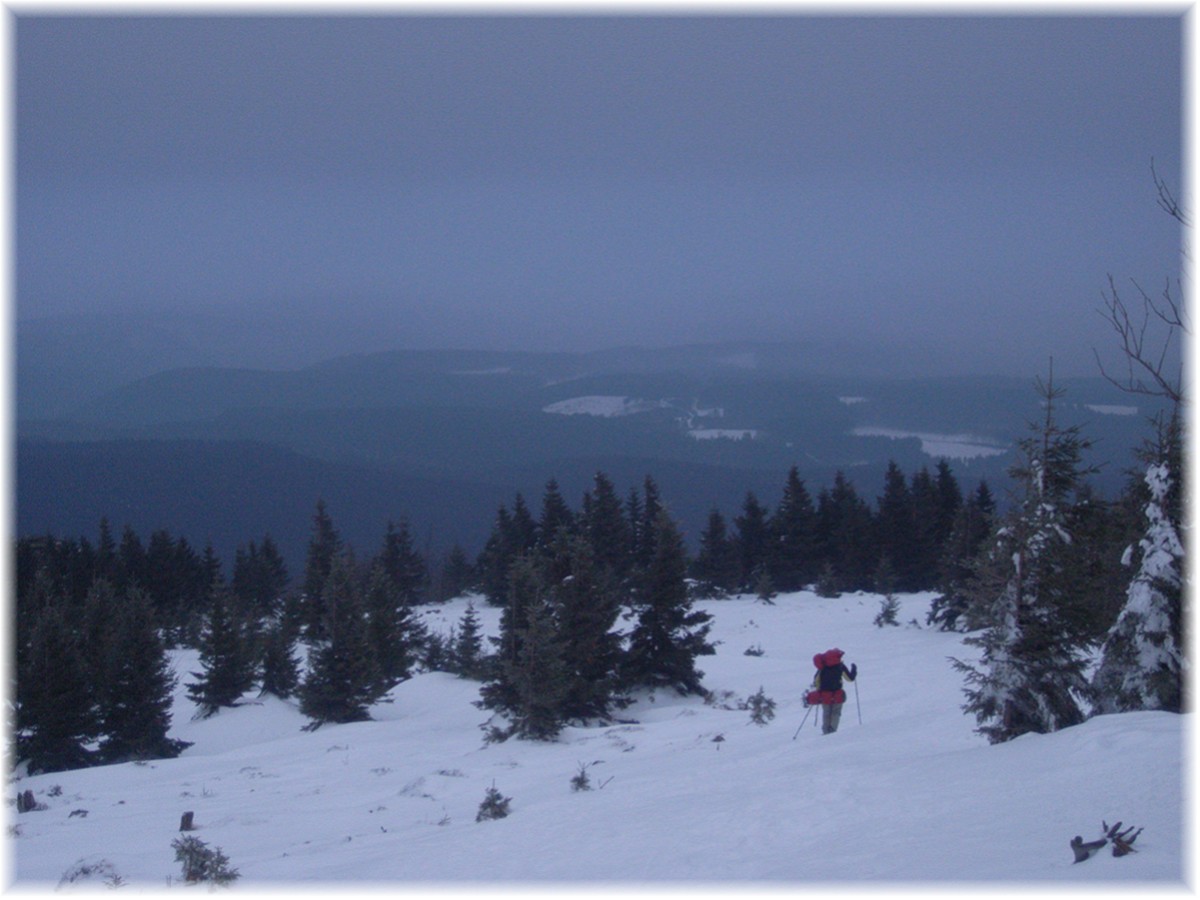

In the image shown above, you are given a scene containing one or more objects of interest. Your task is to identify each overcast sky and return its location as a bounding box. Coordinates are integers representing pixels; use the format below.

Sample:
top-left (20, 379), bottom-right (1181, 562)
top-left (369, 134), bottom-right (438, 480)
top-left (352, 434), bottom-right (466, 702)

top-left (15, 12), bottom-right (1185, 376)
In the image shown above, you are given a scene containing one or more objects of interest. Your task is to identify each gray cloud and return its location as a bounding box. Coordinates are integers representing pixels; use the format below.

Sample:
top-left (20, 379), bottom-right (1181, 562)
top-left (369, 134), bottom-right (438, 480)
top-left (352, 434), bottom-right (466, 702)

top-left (15, 13), bottom-right (1184, 375)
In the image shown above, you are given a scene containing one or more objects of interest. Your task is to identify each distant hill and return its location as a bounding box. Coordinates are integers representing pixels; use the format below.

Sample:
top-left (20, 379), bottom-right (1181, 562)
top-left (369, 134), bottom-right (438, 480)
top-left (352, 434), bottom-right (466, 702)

top-left (17, 342), bottom-right (1169, 576)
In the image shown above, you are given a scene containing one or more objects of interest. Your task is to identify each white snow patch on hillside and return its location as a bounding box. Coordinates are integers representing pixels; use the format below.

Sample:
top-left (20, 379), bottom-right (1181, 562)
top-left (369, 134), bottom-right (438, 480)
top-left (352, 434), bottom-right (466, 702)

top-left (853, 426), bottom-right (1008, 460)
top-left (688, 428), bottom-right (758, 441)
top-left (542, 396), bottom-right (667, 417)
top-left (8, 592), bottom-right (1188, 888)
top-left (1085, 404), bottom-right (1139, 416)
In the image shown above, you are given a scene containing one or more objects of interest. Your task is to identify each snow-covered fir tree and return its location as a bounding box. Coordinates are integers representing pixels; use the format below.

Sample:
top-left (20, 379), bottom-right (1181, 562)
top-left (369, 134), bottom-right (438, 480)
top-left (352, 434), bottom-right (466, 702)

top-left (1092, 416), bottom-right (1186, 714)
top-left (953, 373), bottom-right (1094, 743)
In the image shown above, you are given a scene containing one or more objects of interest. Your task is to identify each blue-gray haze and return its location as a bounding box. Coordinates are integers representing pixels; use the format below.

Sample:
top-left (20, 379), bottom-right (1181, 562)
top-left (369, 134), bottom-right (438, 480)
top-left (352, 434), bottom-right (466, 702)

top-left (16, 13), bottom-right (1184, 378)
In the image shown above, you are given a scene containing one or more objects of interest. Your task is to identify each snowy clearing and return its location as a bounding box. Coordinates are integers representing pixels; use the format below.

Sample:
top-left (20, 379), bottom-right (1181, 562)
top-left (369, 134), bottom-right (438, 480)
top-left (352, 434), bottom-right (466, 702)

top-left (7, 591), bottom-right (1190, 890)
top-left (1085, 404), bottom-right (1140, 416)
top-left (687, 429), bottom-right (758, 441)
top-left (542, 396), bottom-right (668, 417)
top-left (852, 426), bottom-right (1008, 460)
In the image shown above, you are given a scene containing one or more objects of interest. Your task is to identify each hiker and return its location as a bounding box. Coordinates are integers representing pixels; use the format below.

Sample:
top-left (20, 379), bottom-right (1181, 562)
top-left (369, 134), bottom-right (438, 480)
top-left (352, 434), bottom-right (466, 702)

top-left (807, 648), bottom-right (857, 734)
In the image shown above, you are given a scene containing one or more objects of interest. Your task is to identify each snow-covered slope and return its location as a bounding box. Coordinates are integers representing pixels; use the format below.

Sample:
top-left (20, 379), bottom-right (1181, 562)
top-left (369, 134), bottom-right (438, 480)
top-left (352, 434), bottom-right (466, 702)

top-left (8, 592), bottom-right (1189, 888)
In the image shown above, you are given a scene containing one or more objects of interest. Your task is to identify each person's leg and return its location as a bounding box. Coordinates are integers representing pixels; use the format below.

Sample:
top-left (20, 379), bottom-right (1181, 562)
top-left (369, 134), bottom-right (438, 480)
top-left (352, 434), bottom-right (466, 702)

top-left (827, 702), bottom-right (843, 733)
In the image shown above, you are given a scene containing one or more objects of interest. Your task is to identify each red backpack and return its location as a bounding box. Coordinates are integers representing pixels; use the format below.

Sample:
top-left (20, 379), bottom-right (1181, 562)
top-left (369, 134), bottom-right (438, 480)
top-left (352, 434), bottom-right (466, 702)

top-left (805, 648), bottom-right (846, 706)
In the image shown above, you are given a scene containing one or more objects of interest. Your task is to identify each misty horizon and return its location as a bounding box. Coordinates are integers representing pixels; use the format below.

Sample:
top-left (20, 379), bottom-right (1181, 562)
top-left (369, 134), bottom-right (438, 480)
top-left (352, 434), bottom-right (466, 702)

top-left (15, 13), bottom-right (1184, 385)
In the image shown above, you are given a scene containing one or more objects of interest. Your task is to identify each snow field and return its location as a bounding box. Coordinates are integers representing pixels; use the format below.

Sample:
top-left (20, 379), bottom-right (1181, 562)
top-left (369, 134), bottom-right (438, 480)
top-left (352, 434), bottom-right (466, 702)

top-left (7, 591), bottom-right (1189, 888)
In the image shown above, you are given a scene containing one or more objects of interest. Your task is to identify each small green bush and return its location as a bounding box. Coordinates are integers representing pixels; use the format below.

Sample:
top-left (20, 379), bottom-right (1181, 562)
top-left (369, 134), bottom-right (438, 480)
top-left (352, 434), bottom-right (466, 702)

top-left (476, 783), bottom-right (512, 822)
top-left (172, 835), bottom-right (239, 886)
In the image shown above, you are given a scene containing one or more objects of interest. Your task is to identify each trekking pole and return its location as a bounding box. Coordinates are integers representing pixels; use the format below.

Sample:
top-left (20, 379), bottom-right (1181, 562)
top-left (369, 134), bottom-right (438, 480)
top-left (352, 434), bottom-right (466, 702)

top-left (792, 705), bottom-right (813, 740)
top-left (854, 679), bottom-right (862, 725)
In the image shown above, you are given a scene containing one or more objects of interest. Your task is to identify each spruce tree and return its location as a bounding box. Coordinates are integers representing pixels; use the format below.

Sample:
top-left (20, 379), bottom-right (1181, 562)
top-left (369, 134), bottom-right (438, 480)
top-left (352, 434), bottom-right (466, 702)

top-left (258, 623), bottom-right (301, 699)
top-left (1092, 415), bottom-right (1185, 714)
top-left (232, 536), bottom-right (290, 622)
top-left (173, 537), bottom-right (213, 647)
top-left (301, 500), bottom-right (343, 641)
top-left (436, 543), bottom-right (476, 602)
top-left (633, 475), bottom-right (663, 574)
top-left (117, 525), bottom-right (146, 594)
top-left (769, 466), bottom-right (819, 591)
top-left (953, 373), bottom-right (1094, 743)
top-left (815, 472), bottom-right (877, 593)
top-left (14, 567), bottom-right (62, 728)
top-left (78, 578), bottom-right (120, 694)
top-left (94, 517), bottom-right (118, 586)
top-left (98, 587), bottom-right (190, 762)
top-left (580, 472), bottom-right (632, 582)
top-left (299, 554), bottom-right (383, 726)
top-left (187, 582), bottom-right (257, 718)
top-left (909, 465), bottom-right (950, 590)
top-left (451, 602), bottom-right (487, 679)
top-left (19, 601), bottom-right (98, 773)
top-left (477, 505), bottom-right (518, 607)
top-left (376, 519), bottom-right (428, 606)
top-left (933, 460), bottom-right (965, 545)
top-left (692, 508), bottom-right (739, 598)
top-left (144, 529), bottom-right (181, 629)
top-left (478, 554), bottom-right (544, 718)
top-left (500, 593), bottom-right (570, 740)
top-left (477, 549), bottom-right (573, 740)
top-left (625, 486), bottom-right (644, 566)
top-left (625, 511), bottom-right (714, 696)
top-left (876, 461), bottom-right (918, 590)
top-left (536, 479), bottom-right (575, 552)
top-left (363, 561), bottom-right (425, 693)
top-left (928, 480), bottom-right (995, 631)
top-left (509, 494), bottom-right (539, 558)
top-left (547, 533), bottom-right (625, 722)
top-left (733, 492), bottom-right (770, 592)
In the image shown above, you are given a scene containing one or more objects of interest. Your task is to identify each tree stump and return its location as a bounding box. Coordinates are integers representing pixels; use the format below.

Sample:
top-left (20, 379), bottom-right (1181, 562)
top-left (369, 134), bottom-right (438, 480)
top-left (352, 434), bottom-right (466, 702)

top-left (179, 811), bottom-right (195, 831)
top-left (1070, 835), bottom-right (1107, 863)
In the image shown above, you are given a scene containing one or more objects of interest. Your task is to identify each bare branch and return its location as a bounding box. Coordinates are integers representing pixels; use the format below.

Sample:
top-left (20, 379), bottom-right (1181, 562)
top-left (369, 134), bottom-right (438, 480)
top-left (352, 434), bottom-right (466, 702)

top-left (1094, 163), bottom-right (1188, 407)
top-left (1152, 157), bottom-right (1190, 227)
top-left (1094, 275), bottom-right (1184, 406)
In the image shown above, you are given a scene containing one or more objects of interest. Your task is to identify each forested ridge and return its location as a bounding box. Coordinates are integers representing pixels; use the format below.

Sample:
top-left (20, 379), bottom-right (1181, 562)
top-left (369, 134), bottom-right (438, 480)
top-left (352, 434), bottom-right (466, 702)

top-left (13, 371), bottom-right (1184, 773)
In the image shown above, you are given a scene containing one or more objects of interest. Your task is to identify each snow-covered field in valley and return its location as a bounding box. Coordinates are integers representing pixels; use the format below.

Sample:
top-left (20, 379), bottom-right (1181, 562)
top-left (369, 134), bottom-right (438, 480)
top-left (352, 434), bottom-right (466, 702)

top-left (7, 591), bottom-right (1190, 890)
